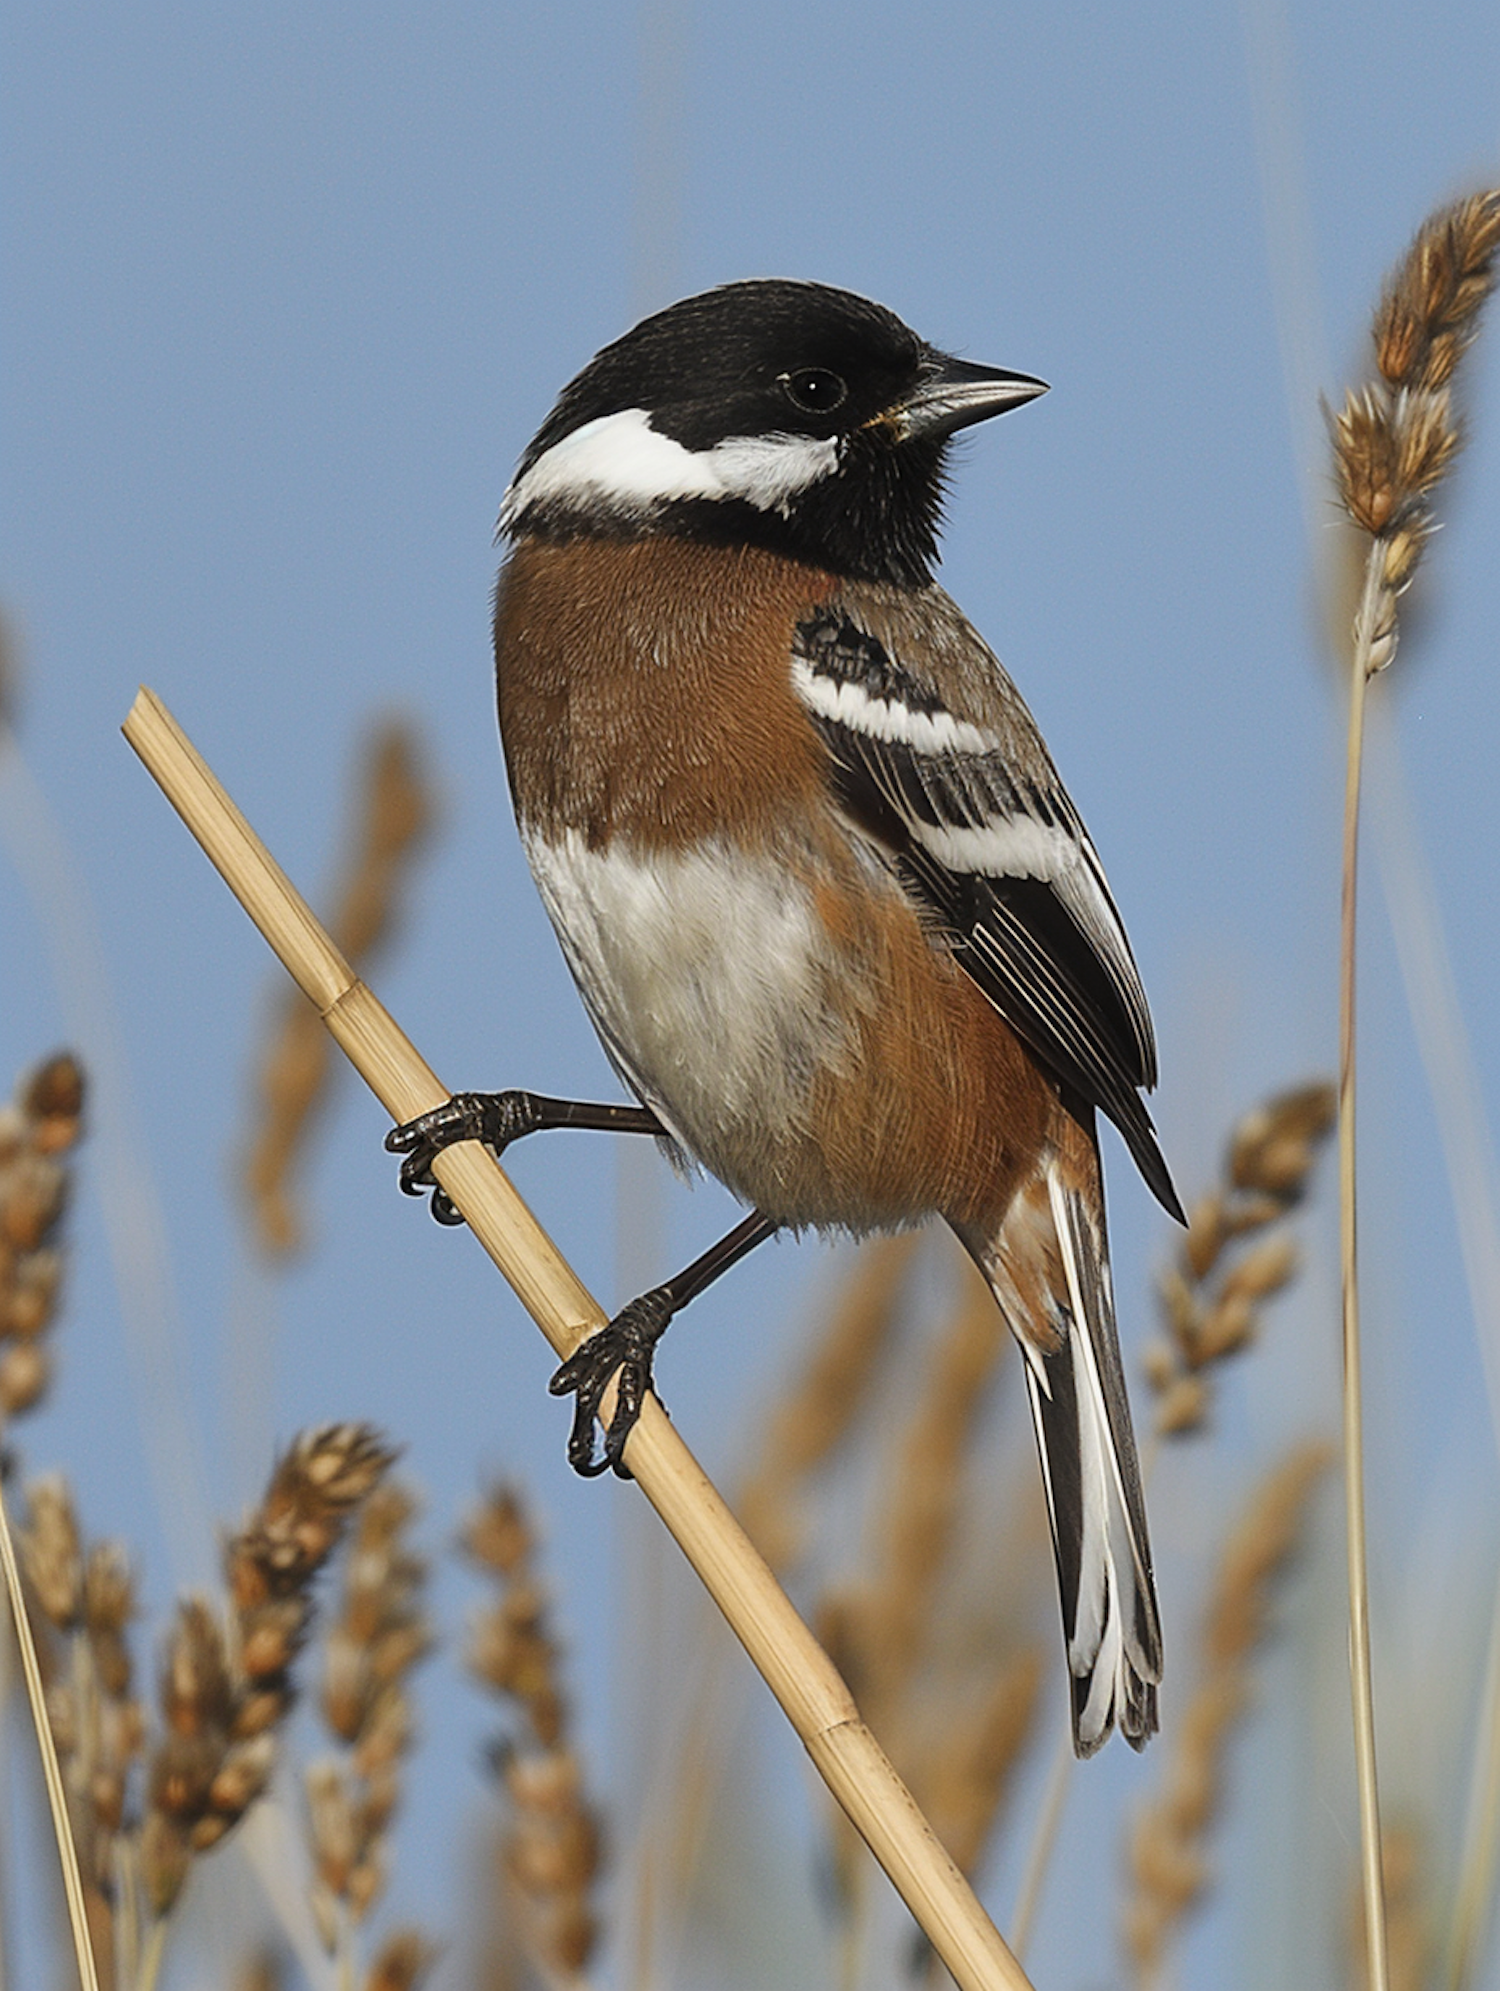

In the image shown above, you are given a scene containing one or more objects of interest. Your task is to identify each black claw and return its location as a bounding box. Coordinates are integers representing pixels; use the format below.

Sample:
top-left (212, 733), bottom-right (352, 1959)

top-left (430, 1186), bottom-right (465, 1226)
top-left (386, 1092), bottom-right (538, 1228)
top-left (549, 1292), bottom-right (675, 1478)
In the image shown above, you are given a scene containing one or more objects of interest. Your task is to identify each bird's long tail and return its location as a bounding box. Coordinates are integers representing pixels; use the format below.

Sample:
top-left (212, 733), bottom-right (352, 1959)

top-left (958, 1145), bottom-right (1162, 1754)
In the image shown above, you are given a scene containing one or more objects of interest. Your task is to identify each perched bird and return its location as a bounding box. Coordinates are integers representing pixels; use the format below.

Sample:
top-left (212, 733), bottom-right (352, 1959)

top-left (390, 279), bottom-right (1182, 1754)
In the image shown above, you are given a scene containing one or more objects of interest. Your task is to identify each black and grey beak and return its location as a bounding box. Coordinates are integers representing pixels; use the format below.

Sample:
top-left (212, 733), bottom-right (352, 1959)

top-left (892, 353), bottom-right (1049, 441)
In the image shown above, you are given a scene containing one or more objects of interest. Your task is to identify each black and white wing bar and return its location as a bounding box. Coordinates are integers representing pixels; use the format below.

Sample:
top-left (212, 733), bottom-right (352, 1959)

top-left (792, 609), bottom-right (1182, 1221)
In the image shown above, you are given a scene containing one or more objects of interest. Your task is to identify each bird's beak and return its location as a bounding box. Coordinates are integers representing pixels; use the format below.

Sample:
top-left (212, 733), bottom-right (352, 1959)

top-left (887, 354), bottom-right (1049, 442)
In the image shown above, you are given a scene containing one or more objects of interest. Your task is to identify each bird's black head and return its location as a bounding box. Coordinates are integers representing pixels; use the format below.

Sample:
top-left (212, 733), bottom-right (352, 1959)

top-left (500, 279), bottom-right (1045, 587)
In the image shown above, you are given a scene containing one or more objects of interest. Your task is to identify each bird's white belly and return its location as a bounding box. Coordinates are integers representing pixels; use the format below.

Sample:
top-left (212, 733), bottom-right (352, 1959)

top-left (522, 827), bottom-right (857, 1172)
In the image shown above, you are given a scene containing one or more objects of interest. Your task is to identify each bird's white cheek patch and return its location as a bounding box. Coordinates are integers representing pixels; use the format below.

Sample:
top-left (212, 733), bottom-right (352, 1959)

top-left (501, 408), bottom-right (840, 530)
top-left (521, 829), bottom-right (856, 1155)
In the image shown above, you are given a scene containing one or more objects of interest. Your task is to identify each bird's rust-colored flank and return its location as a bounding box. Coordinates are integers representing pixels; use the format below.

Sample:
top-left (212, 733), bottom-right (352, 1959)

top-left (494, 535), bottom-right (1058, 1235)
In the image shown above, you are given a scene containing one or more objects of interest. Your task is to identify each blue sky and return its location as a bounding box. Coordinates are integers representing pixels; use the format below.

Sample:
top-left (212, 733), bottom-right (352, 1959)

top-left (5, 5), bottom-right (1500, 1985)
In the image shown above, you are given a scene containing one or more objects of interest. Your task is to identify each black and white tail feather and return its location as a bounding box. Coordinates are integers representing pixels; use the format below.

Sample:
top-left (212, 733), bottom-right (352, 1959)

top-left (1020, 1167), bottom-right (1160, 1754)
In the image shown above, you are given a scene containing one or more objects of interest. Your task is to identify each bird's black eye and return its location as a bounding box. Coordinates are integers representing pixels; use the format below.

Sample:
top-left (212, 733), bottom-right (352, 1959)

top-left (779, 367), bottom-right (847, 414)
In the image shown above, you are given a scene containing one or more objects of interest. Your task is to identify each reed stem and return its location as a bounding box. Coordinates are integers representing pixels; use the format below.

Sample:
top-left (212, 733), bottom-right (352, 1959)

top-left (1341, 540), bottom-right (1389, 1991)
top-left (0, 1475), bottom-right (99, 1991)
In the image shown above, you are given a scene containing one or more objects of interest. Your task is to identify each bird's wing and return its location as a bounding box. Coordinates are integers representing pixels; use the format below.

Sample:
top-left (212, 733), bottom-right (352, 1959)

top-left (790, 592), bottom-right (1182, 1220)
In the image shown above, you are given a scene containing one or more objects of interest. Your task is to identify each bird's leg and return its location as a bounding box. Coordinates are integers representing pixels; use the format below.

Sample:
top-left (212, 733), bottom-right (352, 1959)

top-left (387, 1090), bottom-right (664, 1225)
top-left (550, 1209), bottom-right (779, 1478)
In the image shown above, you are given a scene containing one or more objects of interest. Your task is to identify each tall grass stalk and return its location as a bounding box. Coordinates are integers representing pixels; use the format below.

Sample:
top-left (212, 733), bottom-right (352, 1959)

top-left (0, 1477), bottom-right (98, 1991)
top-left (1340, 539), bottom-right (1389, 1991)
top-left (1328, 186), bottom-right (1500, 1987)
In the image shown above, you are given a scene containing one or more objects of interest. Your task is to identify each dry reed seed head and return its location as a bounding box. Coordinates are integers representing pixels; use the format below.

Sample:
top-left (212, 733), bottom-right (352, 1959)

top-left (4, 1249), bottom-right (63, 1338)
top-left (306, 1758), bottom-right (359, 1895)
top-left (1374, 191), bottom-right (1500, 390)
top-left (231, 1424), bottom-right (396, 1607)
top-left (1193, 1293), bottom-right (1259, 1365)
top-left (1217, 1234), bottom-right (1299, 1306)
top-left (1153, 1373), bottom-right (1211, 1438)
top-left (461, 1482), bottom-right (534, 1576)
top-left (204, 1731), bottom-right (277, 1822)
top-left (1182, 1194), bottom-right (1229, 1282)
top-left (22, 1052), bottom-right (85, 1143)
top-left (503, 1749), bottom-right (604, 1890)
top-left (1227, 1081), bottom-right (1337, 1199)
top-left (351, 1686), bottom-right (414, 1779)
top-left (1335, 388), bottom-right (1402, 535)
top-left (1394, 387), bottom-right (1461, 494)
top-left (21, 1473), bottom-right (83, 1629)
top-left (83, 1539), bottom-right (137, 1694)
top-left (159, 1597), bottom-right (236, 1741)
top-left (237, 1596), bottom-right (313, 1688)
top-left (241, 720), bottom-right (432, 1260)
top-left (0, 1340), bottom-right (50, 1415)
top-left (364, 1929), bottom-right (437, 1991)
top-left (0, 1064), bottom-right (79, 1422)
top-left (1156, 1265), bottom-right (1203, 1355)
top-left (0, 1151), bottom-right (67, 1253)
top-left (139, 1810), bottom-right (193, 1918)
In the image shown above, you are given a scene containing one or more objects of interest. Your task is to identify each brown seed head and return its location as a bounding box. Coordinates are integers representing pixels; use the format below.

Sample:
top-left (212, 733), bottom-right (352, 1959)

top-left (241, 719), bottom-right (433, 1258)
top-left (1228, 1082), bottom-right (1337, 1202)
top-left (22, 1053), bottom-right (85, 1142)
top-left (363, 1930), bottom-right (437, 1991)
top-left (1374, 191), bottom-right (1500, 390)
top-left (159, 1599), bottom-right (236, 1740)
top-left (0, 1341), bottom-right (49, 1415)
top-left (21, 1474), bottom-right (83, 1629)
top-left (461, 1483), bottom-right (534, 1576)
top-left (83, 1539), bottom-right (137, 1695)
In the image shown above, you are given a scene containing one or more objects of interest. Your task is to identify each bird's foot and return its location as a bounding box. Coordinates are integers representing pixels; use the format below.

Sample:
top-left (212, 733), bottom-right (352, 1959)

top-left (385, 1091), bottom-right (548, 1225)
top-left (548, 1288), bottom-right (676, 1478)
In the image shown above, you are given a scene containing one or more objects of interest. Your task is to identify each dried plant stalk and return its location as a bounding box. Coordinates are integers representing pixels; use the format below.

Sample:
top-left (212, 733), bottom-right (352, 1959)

top-left (464, 1484), bottom-right (604, 1982)
top-left (242, 720), bottom-right (433, 1256)
top-left (307, 1479), bottom-right (430, 1958)
top-left (0, 1467), bottom-right (100, 1991)
top-left (1143, 1081), bottom-right (1334, 1438)
top-left (1328, 188), bottom-right (1500, 1991)
top-left (125, 684), bottom-right (1038, 1991)
top-left (0, 1051), bottom-right (86, 1425)
top-left (1122, 1441), bottom-right (1332, 1987)
top-left (141, 1423), bottom-right (394, 1923)
top-left (1347, 1825), bottom-right (1432, 1991)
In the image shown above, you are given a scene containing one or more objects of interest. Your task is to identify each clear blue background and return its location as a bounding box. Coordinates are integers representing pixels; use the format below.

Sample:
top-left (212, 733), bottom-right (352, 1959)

top-left (4, 5), bottom-right (1500, 1986)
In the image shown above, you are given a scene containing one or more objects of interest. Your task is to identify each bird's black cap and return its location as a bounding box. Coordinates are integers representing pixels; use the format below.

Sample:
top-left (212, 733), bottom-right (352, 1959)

top-left (506, 279), bottom-right (1046, 588)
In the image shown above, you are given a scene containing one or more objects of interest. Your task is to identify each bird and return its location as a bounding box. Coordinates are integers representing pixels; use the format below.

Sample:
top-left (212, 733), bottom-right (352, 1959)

top-left (388, 278), bottom-right (1182, 1755)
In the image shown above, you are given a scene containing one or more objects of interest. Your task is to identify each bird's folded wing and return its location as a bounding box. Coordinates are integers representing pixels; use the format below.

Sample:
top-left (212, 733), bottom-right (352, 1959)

top-left (791, 594), bottom-right (1181, 1220)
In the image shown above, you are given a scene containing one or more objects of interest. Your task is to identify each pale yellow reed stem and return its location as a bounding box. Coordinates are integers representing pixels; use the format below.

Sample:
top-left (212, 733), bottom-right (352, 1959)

top-left (1341, 542), bottom-right (1389, 1991)
top-left (122, 686), bottom-right (1035, 1991)
top-left (0, 1476), bottom-right (99, 1991)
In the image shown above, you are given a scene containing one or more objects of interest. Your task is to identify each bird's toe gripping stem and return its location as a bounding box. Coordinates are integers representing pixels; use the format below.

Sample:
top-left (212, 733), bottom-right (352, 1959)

top-left (548, 1290), bottom-right (677, 1479)
top-left (385, 1091), bottom-right (549, 1225)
